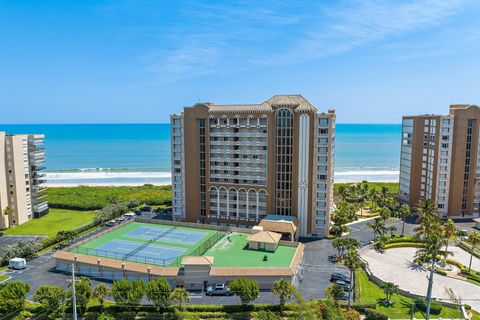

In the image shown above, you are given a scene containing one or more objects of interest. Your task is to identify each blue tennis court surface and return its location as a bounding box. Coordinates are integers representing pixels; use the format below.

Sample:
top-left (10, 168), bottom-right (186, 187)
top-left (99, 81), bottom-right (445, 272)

top-left (91, 239), bottom-right (187, 265)
top-left (126, 225), bottom-right (207, 245)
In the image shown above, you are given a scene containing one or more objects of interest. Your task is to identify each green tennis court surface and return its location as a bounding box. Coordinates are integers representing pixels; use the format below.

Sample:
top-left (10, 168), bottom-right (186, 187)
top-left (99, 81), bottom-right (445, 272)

top-left (71, 222), bottom-right (221, 267)
top-left (204, 233), bottom-right (297, 268)
top-left (71, 222), bottom-right (297, 268)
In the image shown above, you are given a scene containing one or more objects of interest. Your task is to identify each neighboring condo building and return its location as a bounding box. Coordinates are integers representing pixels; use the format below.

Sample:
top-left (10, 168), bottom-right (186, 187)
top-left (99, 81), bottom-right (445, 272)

top-left (0, 132), bottom-right (48, 229)
top-left (399, 104), bottom-right (480, 218)
top-left (170, 95), bottom-right (335, 237)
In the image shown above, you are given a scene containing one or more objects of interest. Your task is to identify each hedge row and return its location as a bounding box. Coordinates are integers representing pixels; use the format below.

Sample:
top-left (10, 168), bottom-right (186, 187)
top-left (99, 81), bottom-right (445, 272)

top-left (383, 242), bottom-right (425, 249)
top-left (363, 308), bottom-right (388, 320)
top-left (459, 242), bottom-right (480, 260)
top-left (414, 298), bottom-right (443, 315)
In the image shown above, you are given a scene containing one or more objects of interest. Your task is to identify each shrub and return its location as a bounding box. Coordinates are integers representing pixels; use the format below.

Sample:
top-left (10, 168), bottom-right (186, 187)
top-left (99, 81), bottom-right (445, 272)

top-left (0, 240), bottom-right (43, 266)
top-left (414, 298), bottom-right (443, 315)
top-left (383, 242), bottom-right (424, 249)
top-left (436, 269), bottom-right (447, 276)
top-left (47, 185), bottom-right (172, 211)
top-left (350, 303), bottom-right (377, 313)
top-left (363, 308), bottom-right (388, 320)
top-left (343, 308), bottom-right (361, 320)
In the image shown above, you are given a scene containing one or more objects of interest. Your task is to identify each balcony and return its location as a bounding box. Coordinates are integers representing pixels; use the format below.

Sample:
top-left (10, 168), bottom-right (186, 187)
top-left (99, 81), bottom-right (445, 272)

top-left (33, 201), bottom-right (48, 213)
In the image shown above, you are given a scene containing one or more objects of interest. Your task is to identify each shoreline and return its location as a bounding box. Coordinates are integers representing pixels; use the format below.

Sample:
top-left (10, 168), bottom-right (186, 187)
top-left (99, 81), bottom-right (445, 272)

top-left (45, 179), bottom-right (399, 188)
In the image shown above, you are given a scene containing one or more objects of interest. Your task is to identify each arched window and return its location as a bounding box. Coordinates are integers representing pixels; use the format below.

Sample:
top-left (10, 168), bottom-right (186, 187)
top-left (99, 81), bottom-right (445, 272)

top-left (209, 187), bottom-right (218, 216)
top-left (248, 189), bottom-right (257, 220)
top-left (218, 187), bottom-right (228, 217)
top-left (238, 188), bottom-right (247, 219)
top-left (258, 190), bottom-right (267, 220)
top-left (228, 187), bottom-right (237, 218)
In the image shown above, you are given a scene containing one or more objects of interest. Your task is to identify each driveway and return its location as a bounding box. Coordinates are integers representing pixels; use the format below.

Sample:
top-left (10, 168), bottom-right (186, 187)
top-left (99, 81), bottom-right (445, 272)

top-left (296, 238), bottom-right (350, 300)
top-left (362, 247), bottom-right (480, 311)
top-left (449, 245), bottom-right (480, 271)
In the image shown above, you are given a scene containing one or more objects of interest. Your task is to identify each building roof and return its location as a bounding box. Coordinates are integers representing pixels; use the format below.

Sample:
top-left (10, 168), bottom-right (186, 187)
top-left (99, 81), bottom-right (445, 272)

top-left (207, 95), bottom-right (318, 113)
top-left (181, 256), bottom-right (214, 266)
top-left (247, 231), bottom-right (282, 244)
top-left (259, 215), bottom-right (298, 234)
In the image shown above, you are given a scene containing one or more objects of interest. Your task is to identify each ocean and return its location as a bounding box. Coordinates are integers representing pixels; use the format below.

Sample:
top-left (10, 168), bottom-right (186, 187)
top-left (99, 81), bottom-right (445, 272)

top-left (0, 123), bottom-right (401, 185)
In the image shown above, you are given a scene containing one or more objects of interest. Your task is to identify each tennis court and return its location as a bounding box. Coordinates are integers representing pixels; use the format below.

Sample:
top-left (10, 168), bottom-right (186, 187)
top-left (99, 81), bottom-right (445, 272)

top-left (71, 221), bottom-right (223, 267)
top-left (126, 225), bottom-right (206, 245)
top-left (90, 239), bottom-right (186, 265)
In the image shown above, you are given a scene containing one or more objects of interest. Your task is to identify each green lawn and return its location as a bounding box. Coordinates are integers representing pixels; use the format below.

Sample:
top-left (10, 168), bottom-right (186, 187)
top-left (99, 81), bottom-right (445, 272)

top-left (0, 275), bottom-right (9, 282)
top-left (205, 233), bottom-right (297, 268)
top-left (355, 268), bottom-right (462, 319)
top-left (334, 182), bottom-right (399, 195)
top-left (3, 208), bottom-right (96, 236)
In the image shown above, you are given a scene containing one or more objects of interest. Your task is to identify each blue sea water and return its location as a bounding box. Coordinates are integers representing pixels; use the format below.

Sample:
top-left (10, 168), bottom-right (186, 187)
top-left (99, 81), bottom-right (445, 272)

top-left (0, 123), bottom-right (401, 184)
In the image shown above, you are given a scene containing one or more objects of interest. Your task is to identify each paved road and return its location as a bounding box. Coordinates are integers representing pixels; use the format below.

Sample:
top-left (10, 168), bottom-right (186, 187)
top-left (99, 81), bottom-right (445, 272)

top-left (345, 217), bottom-right (416, 245)
top-left (362, 246), bottom-right (480, 311)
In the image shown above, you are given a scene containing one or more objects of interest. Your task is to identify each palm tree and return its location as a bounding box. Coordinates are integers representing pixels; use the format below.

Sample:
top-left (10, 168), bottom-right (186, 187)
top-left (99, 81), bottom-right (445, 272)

top-left (344, 249), bottom-right (362, 307)
top-left (415, 199), bottom-right (441, 240)
top-left (380, 207), bottom-right (391, 227)
top-left (467, 231), bottom-right (480, 272)
top-left (170, 288), bottom-right (190, 309)
top-left (93, 284), bottom-right (110, 313)
top-left (415, 233), bottom-right (451, 320)
top-left (368, 217), bottom-right (386, 240)
top-left (443, 219), bottom-right (457, 261)
top-left (326, 284), bottom-right (344, 306)
top-left (398, 204), bottom-right (411, 237)
top-left (379, 186), bottom-right (390, 207)
top-left (380, 282), bottom-right (399, 304)
top-left (3, 206), bottom-right (12, 216)
top-left (272, 279), bottom-right (293, 315)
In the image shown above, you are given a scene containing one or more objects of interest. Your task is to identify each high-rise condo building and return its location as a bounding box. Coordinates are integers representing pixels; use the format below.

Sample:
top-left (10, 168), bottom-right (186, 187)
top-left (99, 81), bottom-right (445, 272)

top-left (0, 132), bottom-right (48, 229)
top-left (170, 95), bottom-right (335, 237)
top-left (399, 104), bottom-right (480, 218)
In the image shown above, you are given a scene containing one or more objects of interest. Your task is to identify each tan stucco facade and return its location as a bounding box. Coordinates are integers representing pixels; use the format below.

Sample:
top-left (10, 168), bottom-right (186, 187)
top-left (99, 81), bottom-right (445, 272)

top-left (400, 105), bottom-right (480, 218)
top-left (0, 132), bottom-right (48, 229)
top-left (171, 95), bottom-right (335, 237)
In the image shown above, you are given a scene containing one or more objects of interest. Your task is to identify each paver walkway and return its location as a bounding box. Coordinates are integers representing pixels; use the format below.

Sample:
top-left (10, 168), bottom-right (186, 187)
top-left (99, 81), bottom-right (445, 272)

top-left (362, 247), bottom-right (480, 311)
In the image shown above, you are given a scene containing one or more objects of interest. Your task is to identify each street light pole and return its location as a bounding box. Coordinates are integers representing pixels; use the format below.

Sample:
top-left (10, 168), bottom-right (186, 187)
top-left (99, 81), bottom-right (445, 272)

top-left (72, 263), bottom-right (78, 320)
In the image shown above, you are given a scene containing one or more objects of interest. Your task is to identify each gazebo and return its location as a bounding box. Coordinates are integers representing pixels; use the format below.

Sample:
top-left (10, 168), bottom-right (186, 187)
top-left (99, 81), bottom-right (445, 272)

top-left (247, 231), bottom-right (282, 252)
top-left (258, 215), bottom-right (298, 241)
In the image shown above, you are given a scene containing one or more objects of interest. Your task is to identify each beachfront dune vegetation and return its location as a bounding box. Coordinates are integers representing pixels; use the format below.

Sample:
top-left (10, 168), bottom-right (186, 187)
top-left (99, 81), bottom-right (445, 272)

top-left (46, 184), bottom-right (172, 211)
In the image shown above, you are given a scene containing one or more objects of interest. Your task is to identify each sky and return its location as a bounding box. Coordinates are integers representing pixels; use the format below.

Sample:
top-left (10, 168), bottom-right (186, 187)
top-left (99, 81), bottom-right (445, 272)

top-left (1, 0), bottom-right (480, 124)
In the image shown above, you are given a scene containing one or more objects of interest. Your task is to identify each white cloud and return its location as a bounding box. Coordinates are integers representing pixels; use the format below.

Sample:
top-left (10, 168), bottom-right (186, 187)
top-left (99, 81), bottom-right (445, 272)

top-left (136, 0), bottom-right (479, 81)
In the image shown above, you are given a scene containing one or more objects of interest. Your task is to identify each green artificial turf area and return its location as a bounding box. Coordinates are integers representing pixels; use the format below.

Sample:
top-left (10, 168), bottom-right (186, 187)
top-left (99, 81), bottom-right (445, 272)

top-left (72, 222), bottom-right (220, 267)
top-left (355, 268), bottom-right (463, 319)
top-left (204, 232), bottom-right (297, 268)
top-left (3, 208), bottom-right (96, 236)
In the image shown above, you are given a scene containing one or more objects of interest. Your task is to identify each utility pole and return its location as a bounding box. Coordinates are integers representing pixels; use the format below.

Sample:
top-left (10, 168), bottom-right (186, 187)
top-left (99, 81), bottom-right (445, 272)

top-left (72, 263), bottom-right (78, 320)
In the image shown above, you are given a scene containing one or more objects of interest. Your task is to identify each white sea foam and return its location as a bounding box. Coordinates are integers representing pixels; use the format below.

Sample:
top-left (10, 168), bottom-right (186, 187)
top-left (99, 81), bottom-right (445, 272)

top-left (45, 169), bottom-right (399, 186)
top-left (46, 171), bottom-right (171, 180)
top-left (334, 170), bottom-right (399, 183)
